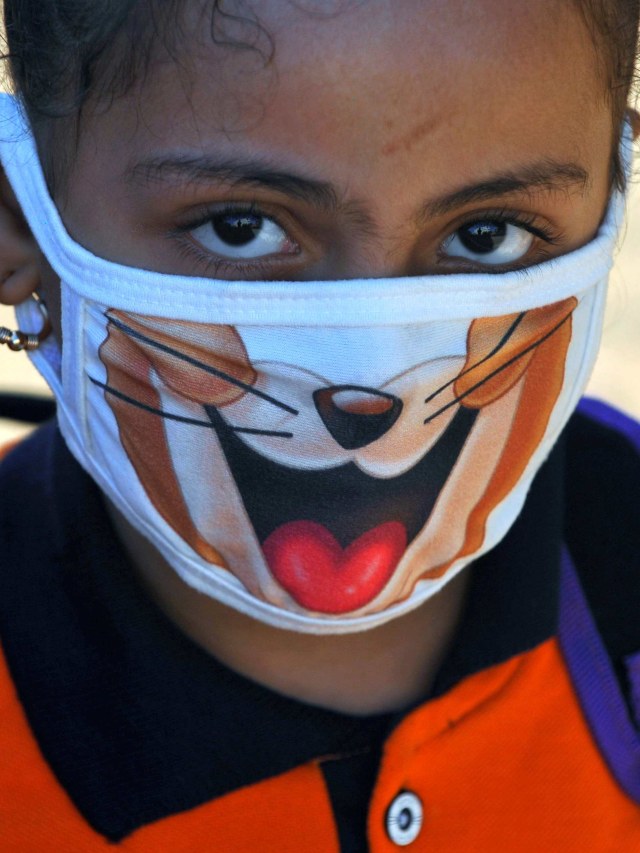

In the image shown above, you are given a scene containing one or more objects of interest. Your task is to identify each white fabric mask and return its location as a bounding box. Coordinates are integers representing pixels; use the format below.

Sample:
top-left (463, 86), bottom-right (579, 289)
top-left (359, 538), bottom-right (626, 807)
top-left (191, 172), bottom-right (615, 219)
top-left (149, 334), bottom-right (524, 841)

top-left (1, 93), bottom-right (631, 633)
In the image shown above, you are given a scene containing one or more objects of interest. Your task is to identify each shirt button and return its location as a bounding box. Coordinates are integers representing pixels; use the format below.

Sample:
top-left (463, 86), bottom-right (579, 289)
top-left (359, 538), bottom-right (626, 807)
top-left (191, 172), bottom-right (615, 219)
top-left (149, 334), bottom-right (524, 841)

top-left (385, 791), bottom-right (423, 846)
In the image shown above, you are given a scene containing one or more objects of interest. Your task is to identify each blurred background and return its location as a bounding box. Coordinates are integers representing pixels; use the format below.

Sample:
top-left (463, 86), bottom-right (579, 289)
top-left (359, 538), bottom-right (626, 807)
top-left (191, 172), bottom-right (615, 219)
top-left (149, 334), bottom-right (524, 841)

top-left (1, 148), bottom-right (640, 445)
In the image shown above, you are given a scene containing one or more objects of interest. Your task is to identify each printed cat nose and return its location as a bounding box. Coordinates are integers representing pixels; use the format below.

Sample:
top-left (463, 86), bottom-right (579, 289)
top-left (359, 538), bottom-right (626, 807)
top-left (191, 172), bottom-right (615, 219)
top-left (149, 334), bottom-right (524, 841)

top-left (313, 385), bottom-right (403, 450)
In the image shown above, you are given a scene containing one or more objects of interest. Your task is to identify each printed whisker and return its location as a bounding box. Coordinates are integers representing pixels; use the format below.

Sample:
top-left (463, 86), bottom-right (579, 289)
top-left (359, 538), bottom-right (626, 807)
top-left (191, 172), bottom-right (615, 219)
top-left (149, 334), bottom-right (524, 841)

top-left (424, 313), bottom-right (525, 406)
top-left (423, 313), bottom-right (571, 426)
top-left (90, 377), bottom-right (293, 437)
top-left (231, 426), bottom-right (294, 438)
top-left (107, 315), bottom-right (299, 416)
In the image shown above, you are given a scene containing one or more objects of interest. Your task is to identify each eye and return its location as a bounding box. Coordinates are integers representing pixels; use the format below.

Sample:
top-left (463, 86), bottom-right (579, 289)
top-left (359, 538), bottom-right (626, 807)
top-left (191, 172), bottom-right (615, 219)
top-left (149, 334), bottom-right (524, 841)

top-left (442, 220), bottom-right (535, 266)
top-left (189, 208), bottom-right (296, 260)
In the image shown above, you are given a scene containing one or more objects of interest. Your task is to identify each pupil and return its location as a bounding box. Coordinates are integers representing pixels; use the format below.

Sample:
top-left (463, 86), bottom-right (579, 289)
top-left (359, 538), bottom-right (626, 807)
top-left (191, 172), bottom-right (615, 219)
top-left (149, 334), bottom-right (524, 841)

top-left (459, 220), bottom-right (506, 254)
top-left (213, 212), bottom-right (262, 247)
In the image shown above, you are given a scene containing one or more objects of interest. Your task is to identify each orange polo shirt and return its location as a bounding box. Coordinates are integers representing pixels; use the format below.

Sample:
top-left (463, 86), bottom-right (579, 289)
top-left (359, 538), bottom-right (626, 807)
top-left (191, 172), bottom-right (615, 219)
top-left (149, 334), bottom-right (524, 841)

top-left (1, 398), bottom-right (640, 851)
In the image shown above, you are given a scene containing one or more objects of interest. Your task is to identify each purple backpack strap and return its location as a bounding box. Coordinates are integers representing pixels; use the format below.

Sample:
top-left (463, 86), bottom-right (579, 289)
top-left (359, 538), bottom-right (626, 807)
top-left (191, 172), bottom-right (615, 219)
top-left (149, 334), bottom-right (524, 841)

top-left (560, 398), bottom-right (640, 802)
top-left (559, 549), bottom-right (640, 803)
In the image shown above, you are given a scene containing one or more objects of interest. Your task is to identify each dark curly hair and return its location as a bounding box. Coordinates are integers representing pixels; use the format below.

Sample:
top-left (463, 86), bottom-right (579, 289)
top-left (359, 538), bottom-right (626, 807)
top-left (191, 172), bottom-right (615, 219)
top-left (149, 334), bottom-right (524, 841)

top-left (2, 0), bottom-right (639, 191)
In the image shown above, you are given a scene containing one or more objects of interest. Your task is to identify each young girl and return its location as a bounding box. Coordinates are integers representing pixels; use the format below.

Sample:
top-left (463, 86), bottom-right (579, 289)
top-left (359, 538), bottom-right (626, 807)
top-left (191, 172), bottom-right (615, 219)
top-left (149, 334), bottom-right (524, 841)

top-left (1, 1), bottom-right (639, 849)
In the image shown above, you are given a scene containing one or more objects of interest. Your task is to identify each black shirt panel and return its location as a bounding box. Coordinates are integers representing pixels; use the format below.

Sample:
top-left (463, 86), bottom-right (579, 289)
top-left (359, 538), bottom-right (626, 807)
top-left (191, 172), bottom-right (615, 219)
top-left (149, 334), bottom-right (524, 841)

top-left (320, 744), bottom-right (386, 853)
top-left (564, 408), bottom-right (640, 675)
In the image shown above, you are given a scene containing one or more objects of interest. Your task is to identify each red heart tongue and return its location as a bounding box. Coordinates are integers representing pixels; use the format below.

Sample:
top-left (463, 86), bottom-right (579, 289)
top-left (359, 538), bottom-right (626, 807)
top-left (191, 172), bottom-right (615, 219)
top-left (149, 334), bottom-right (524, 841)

top-left (262, 520), bottom-right (407, 614)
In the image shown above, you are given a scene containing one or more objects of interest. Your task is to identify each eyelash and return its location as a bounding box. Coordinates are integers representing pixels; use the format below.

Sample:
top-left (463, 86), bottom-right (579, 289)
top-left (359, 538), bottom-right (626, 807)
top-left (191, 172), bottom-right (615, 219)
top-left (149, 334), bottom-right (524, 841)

top-left (465, 208), bottom-right (557, 242)
top-left (171, 202), bottom-right (563, 276)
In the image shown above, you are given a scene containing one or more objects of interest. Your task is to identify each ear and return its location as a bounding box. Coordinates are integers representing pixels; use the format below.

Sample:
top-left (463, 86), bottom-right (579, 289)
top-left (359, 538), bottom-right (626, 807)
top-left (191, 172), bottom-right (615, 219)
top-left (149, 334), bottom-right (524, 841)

top-left (104, 310), bottom-right (257, 406)
top-left (454, 298), bottom-right (577, 408)
top-left (0, 167), bottom-right (43, 305)
top-left (628, 108), bottom-right (640, 141)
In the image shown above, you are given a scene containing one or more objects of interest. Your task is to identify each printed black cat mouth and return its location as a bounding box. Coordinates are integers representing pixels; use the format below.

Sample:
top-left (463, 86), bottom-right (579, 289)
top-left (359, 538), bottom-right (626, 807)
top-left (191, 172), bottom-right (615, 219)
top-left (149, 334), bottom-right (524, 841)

top-left (205, 404), bottom-right (478, 614)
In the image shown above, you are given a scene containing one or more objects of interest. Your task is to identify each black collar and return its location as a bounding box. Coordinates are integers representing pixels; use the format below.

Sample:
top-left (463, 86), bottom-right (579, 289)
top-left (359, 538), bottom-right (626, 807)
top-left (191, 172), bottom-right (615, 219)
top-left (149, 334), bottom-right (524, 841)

top-left (0, 423), bottom-right (562, 841)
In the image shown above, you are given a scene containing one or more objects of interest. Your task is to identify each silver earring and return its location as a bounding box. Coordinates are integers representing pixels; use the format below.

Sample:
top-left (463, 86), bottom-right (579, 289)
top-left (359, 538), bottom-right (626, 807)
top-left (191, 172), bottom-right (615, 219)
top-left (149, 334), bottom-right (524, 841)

top-left (0, 293), bottom-right (52, 352)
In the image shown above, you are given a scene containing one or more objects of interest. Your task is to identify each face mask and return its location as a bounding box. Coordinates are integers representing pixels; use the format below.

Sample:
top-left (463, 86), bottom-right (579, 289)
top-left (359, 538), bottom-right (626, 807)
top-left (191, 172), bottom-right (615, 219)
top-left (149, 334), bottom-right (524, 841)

top-left (2, 93), bottom-right (631, 634)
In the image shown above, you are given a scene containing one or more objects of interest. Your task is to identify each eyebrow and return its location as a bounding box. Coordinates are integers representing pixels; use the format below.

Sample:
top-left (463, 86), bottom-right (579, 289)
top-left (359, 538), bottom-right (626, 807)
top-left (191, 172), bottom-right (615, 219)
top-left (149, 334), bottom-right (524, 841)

top-left (128, 154), bottom-right (340, 211)
top-left (129, 154), bottom-right (591, 222)
top-left (423, 161), bottom-right (591, 219)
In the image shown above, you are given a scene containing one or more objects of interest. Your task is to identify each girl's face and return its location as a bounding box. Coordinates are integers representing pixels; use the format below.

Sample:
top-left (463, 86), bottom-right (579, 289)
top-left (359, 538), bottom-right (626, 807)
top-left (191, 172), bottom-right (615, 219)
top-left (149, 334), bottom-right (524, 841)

top-left (54, 0), bottom-right (614, 289)
top-left (18, 0), bottom-right (624, 629)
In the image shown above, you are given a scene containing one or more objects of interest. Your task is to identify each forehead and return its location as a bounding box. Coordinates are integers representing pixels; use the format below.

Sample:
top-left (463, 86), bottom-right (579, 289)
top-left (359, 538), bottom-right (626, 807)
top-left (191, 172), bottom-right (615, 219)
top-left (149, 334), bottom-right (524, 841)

top-left (69, 0), bottom-right (610, 205)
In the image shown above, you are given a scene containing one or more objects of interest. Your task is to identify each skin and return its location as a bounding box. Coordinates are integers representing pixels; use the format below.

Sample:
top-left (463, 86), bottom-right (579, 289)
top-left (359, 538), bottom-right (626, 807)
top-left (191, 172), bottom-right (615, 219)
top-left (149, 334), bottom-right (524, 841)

top-left (0, 0), bottom-right (637, 713)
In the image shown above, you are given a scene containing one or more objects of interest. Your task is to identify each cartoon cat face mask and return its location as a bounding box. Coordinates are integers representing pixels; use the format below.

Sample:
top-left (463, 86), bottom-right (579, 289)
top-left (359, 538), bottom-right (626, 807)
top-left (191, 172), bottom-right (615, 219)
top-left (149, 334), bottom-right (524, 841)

top-left (2, 93), bottom-right (631, 633)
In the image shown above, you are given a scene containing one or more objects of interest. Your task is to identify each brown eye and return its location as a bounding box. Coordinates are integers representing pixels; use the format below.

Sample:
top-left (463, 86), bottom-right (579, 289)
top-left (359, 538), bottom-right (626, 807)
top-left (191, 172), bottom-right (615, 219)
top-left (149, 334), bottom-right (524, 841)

top-left (460, 221), bottom-right (507, 254)
top-left (190, 209), bottom-right (295, 259)
top-left (213, 211), bottom-right (265, 247)
top-left (443, 220), bottom-right (534, 265)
